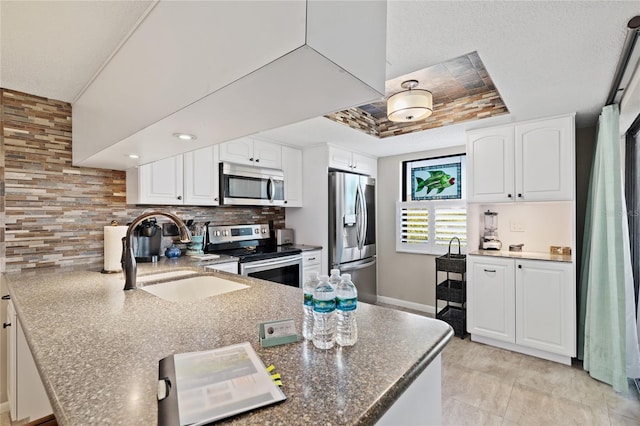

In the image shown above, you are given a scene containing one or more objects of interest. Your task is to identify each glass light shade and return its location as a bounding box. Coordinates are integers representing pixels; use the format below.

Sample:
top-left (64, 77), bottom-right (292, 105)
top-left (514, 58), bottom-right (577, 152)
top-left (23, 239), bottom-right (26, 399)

top-left (386, 89), bottom-right (433, 122)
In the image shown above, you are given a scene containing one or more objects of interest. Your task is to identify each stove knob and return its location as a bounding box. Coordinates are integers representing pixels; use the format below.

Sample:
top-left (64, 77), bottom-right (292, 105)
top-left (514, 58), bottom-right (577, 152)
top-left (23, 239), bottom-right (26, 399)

top-left (215, 230), bottom-right (221, 237)
top-left (223, 230), bottom-right (229, 236)
top-left (261, 228), bottom-right (267, 234)
top-left (254, 229), bottom-right (259, 235)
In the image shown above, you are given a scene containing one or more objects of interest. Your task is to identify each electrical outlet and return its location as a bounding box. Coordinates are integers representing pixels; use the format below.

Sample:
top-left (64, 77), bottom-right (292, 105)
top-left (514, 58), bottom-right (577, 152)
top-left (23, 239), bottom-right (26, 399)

top-left (510, 221), bottom-right (525, 232)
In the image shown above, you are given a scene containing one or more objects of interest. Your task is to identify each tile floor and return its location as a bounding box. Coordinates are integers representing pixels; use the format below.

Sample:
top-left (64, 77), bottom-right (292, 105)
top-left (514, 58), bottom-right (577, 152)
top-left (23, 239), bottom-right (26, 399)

top-left (441, 336), bottom-right (640, 425)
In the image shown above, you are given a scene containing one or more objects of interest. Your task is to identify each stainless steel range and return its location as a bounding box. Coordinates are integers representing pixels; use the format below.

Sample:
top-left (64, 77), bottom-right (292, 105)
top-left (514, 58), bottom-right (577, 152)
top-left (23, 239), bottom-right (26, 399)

top-left (204, 223), bottom-right (302, 288)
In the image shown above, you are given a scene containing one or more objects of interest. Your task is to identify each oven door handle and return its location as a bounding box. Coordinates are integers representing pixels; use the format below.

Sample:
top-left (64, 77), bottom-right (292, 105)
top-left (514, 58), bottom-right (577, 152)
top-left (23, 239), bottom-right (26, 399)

top-left (243, 255), bottom-right (302, 269)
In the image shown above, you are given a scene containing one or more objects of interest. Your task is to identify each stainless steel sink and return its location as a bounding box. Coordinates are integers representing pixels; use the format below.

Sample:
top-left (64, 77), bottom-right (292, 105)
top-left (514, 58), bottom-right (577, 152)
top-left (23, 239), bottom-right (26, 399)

top-left (139, 274), bottom-right (249, 302)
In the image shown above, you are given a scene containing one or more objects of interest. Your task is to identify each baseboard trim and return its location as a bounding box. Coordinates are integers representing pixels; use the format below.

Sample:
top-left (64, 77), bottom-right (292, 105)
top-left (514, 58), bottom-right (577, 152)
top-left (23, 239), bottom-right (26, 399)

top-left (0, 401), bottom-right (9, 414)
top-left (470, 334), bottom-right (572, 365)
top-left (376, 296), bottom-right (435, 315)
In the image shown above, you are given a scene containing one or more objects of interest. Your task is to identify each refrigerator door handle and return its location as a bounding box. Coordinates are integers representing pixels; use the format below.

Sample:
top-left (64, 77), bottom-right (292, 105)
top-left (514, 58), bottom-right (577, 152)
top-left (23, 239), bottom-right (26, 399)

top-left (355, 185), bottom-right (366, 251)
top-left (340, 257), bottom-right (376, 272)
top-left (358, 182), bottom-right (368, 250)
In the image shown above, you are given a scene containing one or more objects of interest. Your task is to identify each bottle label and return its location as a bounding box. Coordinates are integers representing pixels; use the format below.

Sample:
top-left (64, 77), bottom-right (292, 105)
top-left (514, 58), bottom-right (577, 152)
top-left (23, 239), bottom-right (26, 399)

top-left (304, 293), bottom-right (313, 307)
top-left (336, 297), bottom-right (357, 312)
top-left (313, 298), bottom-right (336, 313)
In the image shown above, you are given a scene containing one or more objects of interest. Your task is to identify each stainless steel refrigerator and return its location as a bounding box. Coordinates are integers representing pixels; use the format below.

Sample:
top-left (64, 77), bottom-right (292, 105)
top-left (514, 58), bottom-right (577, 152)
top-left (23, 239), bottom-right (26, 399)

top-left (329, 171), bottom-right (377, 304)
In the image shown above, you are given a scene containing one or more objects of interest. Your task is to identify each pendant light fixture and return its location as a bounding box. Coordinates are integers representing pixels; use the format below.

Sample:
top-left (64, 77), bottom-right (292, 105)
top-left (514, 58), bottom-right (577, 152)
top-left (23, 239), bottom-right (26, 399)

top-left (386, 79), bottom-right (433, 122)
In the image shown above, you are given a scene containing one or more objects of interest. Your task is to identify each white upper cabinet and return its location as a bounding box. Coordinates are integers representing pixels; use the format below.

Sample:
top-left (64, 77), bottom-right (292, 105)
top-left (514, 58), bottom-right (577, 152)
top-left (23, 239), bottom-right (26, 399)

top-left (183, 145), bottom-right (220, 205)
top-left (72, 2), bottom-right (386, 170)
top-left (515, 116), bottom-right (574, 201)
top-left (128, 145), bottom-right (219, 205)
top-left (467, 114), bottom-right (575, 203)
top-left (282, 145), bottom-right (303, 207)
top-left (136, 155), bottom-right (184, 205)
top-left (220, 138), bottom-right (282, 169)
top-left (328, 146), bottom-right (377, 177)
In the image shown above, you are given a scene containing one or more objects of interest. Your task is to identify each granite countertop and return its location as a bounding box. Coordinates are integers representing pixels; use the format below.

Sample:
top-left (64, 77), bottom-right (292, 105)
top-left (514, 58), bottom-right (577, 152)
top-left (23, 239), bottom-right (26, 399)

top-left (469, 250), bottom-right (572, 263)
top-left (4, 257), bottom-right (452, 426)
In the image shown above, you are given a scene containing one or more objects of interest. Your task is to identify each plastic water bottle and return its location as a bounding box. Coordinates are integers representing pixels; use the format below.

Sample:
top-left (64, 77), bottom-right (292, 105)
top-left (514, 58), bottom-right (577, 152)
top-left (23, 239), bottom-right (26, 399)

top-left (302, 272), bottom-right (319, 340)
top-left (312, 275), bottom-right (336, 349)
top-left (336, 273), bottom-right (358, 346)
top-left (329, 268), bottom-right (341, 289)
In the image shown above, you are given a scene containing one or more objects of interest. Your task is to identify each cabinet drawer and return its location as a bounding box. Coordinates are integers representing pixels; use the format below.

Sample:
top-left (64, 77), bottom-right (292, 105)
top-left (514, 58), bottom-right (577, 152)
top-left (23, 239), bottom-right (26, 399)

top-left (303, 251), bottom-right (321, 267)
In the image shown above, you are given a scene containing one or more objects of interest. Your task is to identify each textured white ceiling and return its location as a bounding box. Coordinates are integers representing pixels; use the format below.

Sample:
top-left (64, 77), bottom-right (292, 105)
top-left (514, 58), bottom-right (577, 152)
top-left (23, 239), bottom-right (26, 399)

top-left (0, 0), bottom-right (154, 103)
top-left (1, 1), bottom-right (638, 159)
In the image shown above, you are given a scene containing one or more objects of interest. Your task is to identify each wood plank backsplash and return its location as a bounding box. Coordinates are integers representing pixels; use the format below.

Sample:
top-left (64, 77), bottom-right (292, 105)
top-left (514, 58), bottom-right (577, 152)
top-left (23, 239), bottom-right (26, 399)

top-left (0, 89), bottom-right (285, 272)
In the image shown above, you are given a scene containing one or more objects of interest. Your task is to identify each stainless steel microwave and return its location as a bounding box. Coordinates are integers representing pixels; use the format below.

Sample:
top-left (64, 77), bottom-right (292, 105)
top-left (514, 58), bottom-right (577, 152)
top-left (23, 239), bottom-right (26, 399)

top-left (220, 162), bottom-right (285, 206)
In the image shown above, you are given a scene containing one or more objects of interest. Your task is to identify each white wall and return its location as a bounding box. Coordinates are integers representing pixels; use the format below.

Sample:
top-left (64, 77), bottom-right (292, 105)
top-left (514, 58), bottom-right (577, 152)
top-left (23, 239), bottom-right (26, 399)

top-left (377, 145), bottom-right (465, 312)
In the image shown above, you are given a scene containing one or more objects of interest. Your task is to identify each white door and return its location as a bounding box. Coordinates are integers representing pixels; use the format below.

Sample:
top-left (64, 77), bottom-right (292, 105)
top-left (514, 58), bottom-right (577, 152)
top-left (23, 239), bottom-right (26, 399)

top-left (184, 146), bottom-right (219, 205)
top-left (467, 256), bottom-right (515, 343)
top-left (138, 155), bottom-right (184, 205)
top-left (253, 140), bottom-right (282, 169)
top-left (515, 259), bottom-right (575, 356)
top-left (466, 126), bottom-right (515, 203)
top-left (515, 115), bottom-right (574, 201)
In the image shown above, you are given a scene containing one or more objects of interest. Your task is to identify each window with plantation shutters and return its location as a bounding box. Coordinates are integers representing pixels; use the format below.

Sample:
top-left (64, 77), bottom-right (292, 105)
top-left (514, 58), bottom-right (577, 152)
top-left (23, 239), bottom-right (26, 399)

top-left (397, 202), bottom-right (467, 254)
top-left (397, 152), bottom-right (467, 255)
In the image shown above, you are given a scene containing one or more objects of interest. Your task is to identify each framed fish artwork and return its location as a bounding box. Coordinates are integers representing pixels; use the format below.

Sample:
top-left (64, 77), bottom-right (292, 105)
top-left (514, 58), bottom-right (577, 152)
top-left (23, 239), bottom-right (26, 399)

top-left (405, 154), bottom-right (466, 201)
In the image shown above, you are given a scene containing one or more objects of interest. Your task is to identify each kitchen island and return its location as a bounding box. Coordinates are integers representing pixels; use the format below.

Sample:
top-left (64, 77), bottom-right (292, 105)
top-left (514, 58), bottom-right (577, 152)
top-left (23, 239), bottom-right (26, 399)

top-left (4, 258), bottom-right (452, 425)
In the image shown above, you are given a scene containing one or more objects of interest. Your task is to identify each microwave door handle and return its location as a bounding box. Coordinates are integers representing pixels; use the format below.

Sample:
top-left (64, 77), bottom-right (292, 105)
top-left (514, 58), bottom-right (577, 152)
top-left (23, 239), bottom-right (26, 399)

top-left (267, 177), bottom-right (274, 202)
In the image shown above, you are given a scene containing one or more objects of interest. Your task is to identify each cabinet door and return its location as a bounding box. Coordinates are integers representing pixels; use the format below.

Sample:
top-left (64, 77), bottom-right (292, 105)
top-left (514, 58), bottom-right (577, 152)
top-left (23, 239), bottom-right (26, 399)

top-left (253, 140), bottom-right (282, 169)
top-left (219, 138), bottom-right (254, 166)
top-left (138, 155), bottom-right (184, 205)
top-left (467, 126), bottom-right (515, 203)
top-left (183, 145), bottom-right (219, 205)
top-left (467, 256), bottom-right (515, 343)
top-left (515, 259), bottom-right (575, 356)
top-left (351, 152), bottom-right (377, 177)
top-left (328, 146), bottom-right (354, 172)
top-left (205, 262), bottom-right (238, 274)
top-left (8, 301), bottom-right (52, 422)
top-left (282, 146), bottom-right (302, 207)
top-left (302, 249), bottom-right (322, 280)
top-left (515, 115), bottom-right (574, 201)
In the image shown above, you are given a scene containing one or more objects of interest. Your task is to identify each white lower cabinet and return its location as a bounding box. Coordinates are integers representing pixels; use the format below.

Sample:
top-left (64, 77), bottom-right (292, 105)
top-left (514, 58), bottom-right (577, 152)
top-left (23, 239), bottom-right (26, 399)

top-left (302, 250), bottom-right (322, 280)
top-left (7, 300), bottom-right (53, 422)
top-left (467, 256), bottom-right (575, 364)
top-left (205, 261), bottom-right (239, 274)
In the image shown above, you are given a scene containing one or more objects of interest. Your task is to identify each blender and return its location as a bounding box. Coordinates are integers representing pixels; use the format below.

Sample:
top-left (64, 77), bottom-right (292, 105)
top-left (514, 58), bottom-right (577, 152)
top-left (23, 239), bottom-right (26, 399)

top-left (482, 210), bottom-right (502, 250)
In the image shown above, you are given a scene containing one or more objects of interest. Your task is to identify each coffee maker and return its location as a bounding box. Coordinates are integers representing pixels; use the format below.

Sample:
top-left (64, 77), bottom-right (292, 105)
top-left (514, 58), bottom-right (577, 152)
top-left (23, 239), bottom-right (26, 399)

top-left (481, 210), bottom-right (502, 250)
top-left (133, 218), bottom-right (162, 262)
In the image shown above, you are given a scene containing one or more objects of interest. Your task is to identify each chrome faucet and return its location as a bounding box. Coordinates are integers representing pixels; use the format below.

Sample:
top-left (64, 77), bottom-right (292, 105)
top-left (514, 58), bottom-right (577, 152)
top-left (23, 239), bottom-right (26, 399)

top-left (121, 211), bottom-right (192, 290)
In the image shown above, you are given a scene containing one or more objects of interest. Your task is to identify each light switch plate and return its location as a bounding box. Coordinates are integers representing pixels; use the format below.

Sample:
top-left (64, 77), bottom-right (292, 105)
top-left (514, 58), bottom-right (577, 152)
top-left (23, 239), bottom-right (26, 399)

top-left (510, 221), bottom-right (525, 232)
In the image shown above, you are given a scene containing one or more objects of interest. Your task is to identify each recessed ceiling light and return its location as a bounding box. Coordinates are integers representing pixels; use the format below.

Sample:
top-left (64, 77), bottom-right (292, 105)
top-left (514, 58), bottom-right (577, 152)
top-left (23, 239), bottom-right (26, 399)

top-left (173, 133), bottom-right (197, 141)
top-left (128, 154), bottom-right (139, 159)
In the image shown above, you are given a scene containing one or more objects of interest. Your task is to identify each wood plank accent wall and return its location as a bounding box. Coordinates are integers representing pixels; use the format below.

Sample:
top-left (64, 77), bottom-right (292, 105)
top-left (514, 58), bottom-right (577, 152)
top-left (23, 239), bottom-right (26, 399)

top-left (0, 89), bottom-right (285, 272)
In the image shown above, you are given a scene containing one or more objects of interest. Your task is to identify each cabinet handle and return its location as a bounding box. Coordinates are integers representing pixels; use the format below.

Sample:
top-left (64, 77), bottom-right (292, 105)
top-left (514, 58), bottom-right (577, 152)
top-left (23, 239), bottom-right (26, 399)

top-left (507, 194), bottom-right (512, 198)
top-left (2, 322), bottom-right (10, 329)
top-left (214, 197), bottom-right (219, 201)
top-left (177, 195), bottom-right (182, 200)
top-left (518, 264), bottom-right (522, 269)
top-left (1, 294), bottom-right (10, 300)
top-left (284, 200), bottom-right (288, 204)
top-left (249, 157), bottom-right (254, 162)
top-left (307, 257), bottom-right (316, 261)
top-left (484, 269), bottom-right (496, 273)
top-left (255, 158), bottom-right (260, 163)
top-left (517, 193), bottom-right (522, 198)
